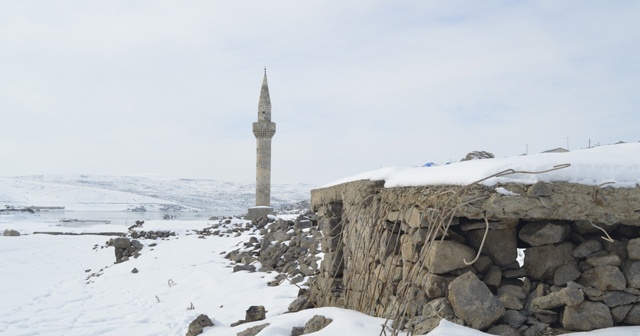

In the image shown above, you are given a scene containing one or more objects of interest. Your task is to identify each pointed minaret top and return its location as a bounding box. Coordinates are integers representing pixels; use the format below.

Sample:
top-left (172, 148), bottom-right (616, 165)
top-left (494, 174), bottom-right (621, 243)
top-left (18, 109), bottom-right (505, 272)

top-left (258, 69), bottom-right (271, 122)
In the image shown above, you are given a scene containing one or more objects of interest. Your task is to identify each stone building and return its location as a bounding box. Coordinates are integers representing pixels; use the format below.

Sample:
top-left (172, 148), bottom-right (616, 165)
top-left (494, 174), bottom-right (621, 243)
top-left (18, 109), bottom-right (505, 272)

top-left (247, 69), bottom-right (276, 221)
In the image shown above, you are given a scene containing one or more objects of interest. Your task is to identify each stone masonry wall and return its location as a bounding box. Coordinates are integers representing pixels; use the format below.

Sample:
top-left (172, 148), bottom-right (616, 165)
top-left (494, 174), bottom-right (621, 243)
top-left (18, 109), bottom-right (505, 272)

top-left (308, 180), bottom-right (640, 334)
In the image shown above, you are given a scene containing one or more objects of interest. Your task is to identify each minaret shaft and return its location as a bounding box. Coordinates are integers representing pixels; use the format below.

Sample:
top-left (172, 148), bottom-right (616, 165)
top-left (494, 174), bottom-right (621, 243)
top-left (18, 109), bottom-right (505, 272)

top-left (252, 70), bottom-right (276, 207)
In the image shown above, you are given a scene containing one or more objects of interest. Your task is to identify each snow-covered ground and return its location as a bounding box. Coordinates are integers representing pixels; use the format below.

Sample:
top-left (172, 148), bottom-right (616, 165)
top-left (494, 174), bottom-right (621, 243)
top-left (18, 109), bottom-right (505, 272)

top-left (2, 143), bottom-right (640, 335)
top-left (0, 175), bottom-right (314, 212)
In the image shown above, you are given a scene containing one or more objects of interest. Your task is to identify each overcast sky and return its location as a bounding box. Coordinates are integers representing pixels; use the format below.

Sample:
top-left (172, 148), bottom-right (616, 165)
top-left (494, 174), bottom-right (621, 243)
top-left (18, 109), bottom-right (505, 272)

top-left (1, 1), bottom-right (639, 186)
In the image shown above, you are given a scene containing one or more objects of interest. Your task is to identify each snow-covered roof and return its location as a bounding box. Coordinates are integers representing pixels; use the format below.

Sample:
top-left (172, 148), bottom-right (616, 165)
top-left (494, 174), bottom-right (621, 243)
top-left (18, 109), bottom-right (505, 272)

top-left (325, 143), bottom-right (640, 189)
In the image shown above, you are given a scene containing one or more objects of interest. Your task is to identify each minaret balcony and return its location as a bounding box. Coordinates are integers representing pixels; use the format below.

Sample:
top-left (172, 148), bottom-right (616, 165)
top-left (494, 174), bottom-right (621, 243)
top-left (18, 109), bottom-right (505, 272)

top-left (252, 121), bottom-right (276, 138)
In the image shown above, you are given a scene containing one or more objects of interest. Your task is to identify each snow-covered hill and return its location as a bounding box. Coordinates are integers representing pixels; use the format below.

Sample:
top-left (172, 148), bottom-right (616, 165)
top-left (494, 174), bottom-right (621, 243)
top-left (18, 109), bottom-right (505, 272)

top-left (0, 175), bottom-right (314, 212)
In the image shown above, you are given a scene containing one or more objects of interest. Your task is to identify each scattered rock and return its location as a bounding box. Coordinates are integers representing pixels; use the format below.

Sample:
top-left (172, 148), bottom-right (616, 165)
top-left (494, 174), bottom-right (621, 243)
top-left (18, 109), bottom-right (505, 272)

top-left (238, 323), bottom-right (270, 336)
top-left (245, 305), bottom-right (266, 322)
top-left (185, 314), bottom-right (214, 336)
top-left (303, 315), bottom-right (332, 334)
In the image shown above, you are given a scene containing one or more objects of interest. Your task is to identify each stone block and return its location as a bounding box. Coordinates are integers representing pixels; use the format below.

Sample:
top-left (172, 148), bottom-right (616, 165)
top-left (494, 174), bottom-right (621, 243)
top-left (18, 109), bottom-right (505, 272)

top-left (466, 227), bottom-right (517, 267)
top-left (424, 240), bottom-right (476, 275)
top-left (519, 221), bottom-right (570, 247)
top-left (562, 301), bottom-right (613, 331)
top-left (579, 265), bottom-right (626, 291)
top-left (573, 240), bottom-right (603, 258)
top-left (524, 242), bottom-right (575, 281)
top-left (447, 272), bottom-right (505, 330)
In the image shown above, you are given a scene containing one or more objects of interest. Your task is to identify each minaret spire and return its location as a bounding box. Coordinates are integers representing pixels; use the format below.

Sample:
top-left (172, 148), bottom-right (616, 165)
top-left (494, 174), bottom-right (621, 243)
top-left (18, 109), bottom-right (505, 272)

top-left (258, 69), bottom-right (271, 122)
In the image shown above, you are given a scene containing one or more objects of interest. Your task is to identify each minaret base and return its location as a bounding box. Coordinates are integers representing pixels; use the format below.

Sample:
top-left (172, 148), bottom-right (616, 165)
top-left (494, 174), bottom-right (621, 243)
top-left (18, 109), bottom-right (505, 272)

top-left (246, 206), bottom-right (274, 223)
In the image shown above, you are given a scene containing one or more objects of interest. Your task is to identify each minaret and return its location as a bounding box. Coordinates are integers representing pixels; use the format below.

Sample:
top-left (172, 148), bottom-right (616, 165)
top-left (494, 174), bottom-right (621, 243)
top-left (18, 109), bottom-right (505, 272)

top-left (248, 69), bottom-right (276, 221)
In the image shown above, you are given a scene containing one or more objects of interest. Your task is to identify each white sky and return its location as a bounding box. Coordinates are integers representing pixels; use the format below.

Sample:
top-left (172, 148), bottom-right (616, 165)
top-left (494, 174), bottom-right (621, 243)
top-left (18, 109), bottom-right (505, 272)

top-left (1, 1), bottom-right (639, 185)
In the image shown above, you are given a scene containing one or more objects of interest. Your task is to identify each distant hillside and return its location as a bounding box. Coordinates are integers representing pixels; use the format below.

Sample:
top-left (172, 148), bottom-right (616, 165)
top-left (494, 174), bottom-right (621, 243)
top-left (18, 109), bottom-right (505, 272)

top-left (0, 175), bottom-right (315, 212)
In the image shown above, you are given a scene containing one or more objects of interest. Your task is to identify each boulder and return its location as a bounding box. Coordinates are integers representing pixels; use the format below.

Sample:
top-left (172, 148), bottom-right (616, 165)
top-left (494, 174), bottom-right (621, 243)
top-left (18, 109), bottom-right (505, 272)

top-left (238, 323), bottom-right (269, 336)
top-left (447, 272), bottom-right (505, 329)
top-left (288, 296), bottom-right (313, 312)
top-left (185, 314), bottom-right (214, 336)
top-left (303, 315), bottom-right (332, 334)
top-left (579, 265), bottom-right (626, 291)
top-left (245, 305), bottom-right (266, 322)
top-left (424, 240), bottom-right (476, 275)
top-left (519, 221), bottom-right (570, 246)
top-left (562, 301), bottom-right (613, 331)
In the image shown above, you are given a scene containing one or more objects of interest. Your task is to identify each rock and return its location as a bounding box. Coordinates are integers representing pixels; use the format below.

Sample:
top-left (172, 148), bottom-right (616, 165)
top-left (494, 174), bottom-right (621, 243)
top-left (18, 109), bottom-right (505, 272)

top-left (303, 315), bottom-right (332, 334)
top-left (414, 296), bottom-right (456, 332)
top-left (531, 286), bottom-right (584, 310)
top-left (185, 314), bottom-right (214, 336)
top-left (483, 266), bottom-right (502, 290)
top-left (519, 221), bottom-right (570, 246)
top-left (602, 290), bottom-right (637, 307)
top-left (245, 305), bottom-right (266, 322)
top-left (497, 285), bottom-right (526, 300)
top-left (623, 304), bottom-right (640, 324)
top-left (233, 264), bottom-right (256, 273)
top-left (586, 253), bottom-right (622, 267)
top-left (553, 263), bottom-right (581, 286)
top-left (624, 260), bottom-right (640, 289)
top-left (3, 229), bottom-right (20, 236)
top-left (487, 324), bottom-right (519, 336)
top-left (422, 297), bottom-right (455, 318)
top-left (502, 310), bottom-right (527, 329)
top-left (113, 237), bottom-right (130, 249)
top-left (473, 255), bottom-right (493, 274)
top-left (498, 292), bottom-right (524, 310)
top-left (424, 240), bottom-right (476, 275)
top-left (447, 272), bottom-right (505, 330)
top-left (611, 304), bottom-right (633, 323)
top-left (573, 240), bottom-right (603, 258)
top-left (628, 238), bottom-right (640, 260)
top-left (420, 273), bottom-right (449, 299)
top-left (238, 323), bottom-right (269, 336)
top-left (527, 181), bottom-right (553, 197)
top-left (291, 326), bottom-right (305, 336)
top-left (288, 296), bottom-right (313, 312)
top-left (131, 268), bottom-right (138, 274)
top-left (411, 317), bottom-right (443, 335)
top-left (524, 242), bottom-right (575, 281)
top-left (579, 265), bottom-right (626, 291)
top-left (562, 301), bottom-right (613, 331)
top-left (461, 150), bottom-right (495, 161)
top-left (466, 228), bottom-right (517, 267)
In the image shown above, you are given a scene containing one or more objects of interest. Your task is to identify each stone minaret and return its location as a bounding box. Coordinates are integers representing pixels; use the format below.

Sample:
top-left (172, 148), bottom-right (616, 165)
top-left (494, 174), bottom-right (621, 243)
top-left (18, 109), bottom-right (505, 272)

top-left (251, 69), bottom-right (276, 209)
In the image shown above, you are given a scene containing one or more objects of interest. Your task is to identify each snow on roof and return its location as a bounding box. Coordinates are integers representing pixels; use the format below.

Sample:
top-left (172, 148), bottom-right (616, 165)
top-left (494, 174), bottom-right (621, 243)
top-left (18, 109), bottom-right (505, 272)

top-left (324, 143), bottom-right (640, 189)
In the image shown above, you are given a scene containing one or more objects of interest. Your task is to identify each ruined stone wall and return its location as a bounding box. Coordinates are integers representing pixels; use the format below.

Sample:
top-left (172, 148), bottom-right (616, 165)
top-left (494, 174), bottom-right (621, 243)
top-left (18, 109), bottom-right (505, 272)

top-left (308, 180), bottom-right (640, 334)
